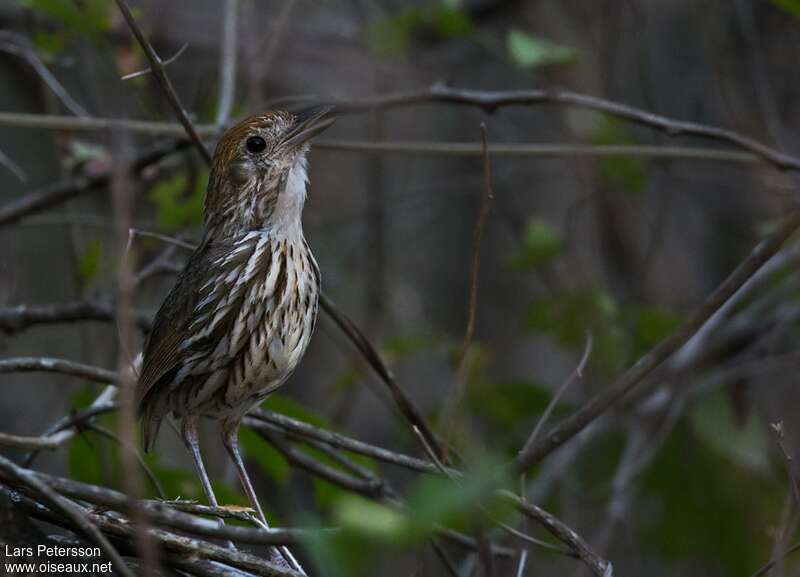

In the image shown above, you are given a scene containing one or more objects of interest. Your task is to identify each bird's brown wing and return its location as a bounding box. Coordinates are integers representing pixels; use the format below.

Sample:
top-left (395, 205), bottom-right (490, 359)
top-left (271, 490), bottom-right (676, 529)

top-left (136, 240), bottom-right (212, 409)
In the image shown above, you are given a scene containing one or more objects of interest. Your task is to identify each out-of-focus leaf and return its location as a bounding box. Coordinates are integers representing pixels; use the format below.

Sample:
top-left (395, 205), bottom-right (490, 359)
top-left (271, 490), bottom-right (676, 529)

top-left (148, 171), bottom-right (206, 231)
top-left (642, 419), bottom-right (782, 575)
top-left (381, 332), bottom-right (443, 362)
top-left (689, 390), bottom-right (770, 471)
top-left (366, 3), bottom-right (473, 58)
top-left (509, 218), bottom-right (563, 270)
top-left (772, 0), bottom-right (800, 19)
top-left (591, 119), bottom-right (648, 195)
top-left (632, 306), bottom-right (680, 358)
top-left (78, 239), bottom-right (103, 282)
top-left (334, 496), bottom-right (405, 539)
top-left (32, 31), bottom-right (65, 55)
top-left (261, 394), bottom-right (328, 428)
top-left (68, 434), bottom-right (104, 486)
top-left (239, 427), bottom-right (290, 485)
top-left (506, 29), bottom-right (577, 69)
top-left (467, 379), bottom-right (553, 429)
top-left (17, 0), bottom-right (112, 38)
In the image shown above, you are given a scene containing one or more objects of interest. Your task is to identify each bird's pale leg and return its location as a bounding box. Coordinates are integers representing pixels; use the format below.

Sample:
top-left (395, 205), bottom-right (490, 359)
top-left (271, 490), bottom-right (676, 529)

top-left (181, 416), bottom-right (220, 508)
top-left (222, 419), bottom-right (305, 574)
top-left (181, 416), bottom-right (237, 550)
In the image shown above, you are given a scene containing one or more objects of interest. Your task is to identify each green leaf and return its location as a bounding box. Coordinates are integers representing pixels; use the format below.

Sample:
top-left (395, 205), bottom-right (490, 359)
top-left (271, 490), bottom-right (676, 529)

top-left (78, 239), bottom-right (103, 282)
top-left (506, 29), bottom-right (577, 69)
top-left (68, 434), bottom-right (104, 486)
top-left (18, 0), bottom-right (113, 38)
top-left (590, 119), bottom-right (648, 195)
top-left (642, 419), bottom-right (782, 575)
top-left (239, 427), bottom-right (290, 485)
top-left (771, 0), bottom-right (800, 19)
top-left (148, 171), bottom-right (206, 231)
top-left (509, 218), bottom-right (563, 270)
top-left (366, 3), bottom-right (473, 58)
top-left (334, 496), bottom-right (405, 540)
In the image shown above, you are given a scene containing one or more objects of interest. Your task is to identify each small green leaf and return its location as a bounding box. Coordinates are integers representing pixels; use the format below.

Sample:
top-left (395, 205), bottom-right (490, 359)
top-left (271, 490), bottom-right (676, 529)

top-left (78, 239), bottom-right (103, 282)
top-left (507, 29), bottom-right (577, 69)
top-left (509, 218), bottom-right (563, 270)
top-left (148, 171), bottom-right (206, 231)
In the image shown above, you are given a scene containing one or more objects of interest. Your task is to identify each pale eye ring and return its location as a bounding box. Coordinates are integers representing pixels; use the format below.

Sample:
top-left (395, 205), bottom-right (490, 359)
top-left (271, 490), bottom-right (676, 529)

top-left (246, 136), bottom-right (267, 154)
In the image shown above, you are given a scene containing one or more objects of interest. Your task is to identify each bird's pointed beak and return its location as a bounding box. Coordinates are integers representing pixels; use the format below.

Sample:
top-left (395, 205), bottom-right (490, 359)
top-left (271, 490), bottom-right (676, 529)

top-left (283, 105), bottom-right (336, 149)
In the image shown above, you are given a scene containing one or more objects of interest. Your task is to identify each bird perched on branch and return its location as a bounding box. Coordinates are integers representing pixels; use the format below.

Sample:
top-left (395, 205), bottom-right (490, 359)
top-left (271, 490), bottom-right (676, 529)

top-left (137, 106), bottom-right (334, 571)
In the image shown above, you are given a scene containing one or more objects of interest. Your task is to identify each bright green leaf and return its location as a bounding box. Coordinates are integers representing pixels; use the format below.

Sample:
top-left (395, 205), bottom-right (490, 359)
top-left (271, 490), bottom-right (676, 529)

top-left (334, 496), bottom-right (405, 540)
top-left (507, 29), bottom-right (577, 69)
top-left (509, 218), bottom-right (563, 270)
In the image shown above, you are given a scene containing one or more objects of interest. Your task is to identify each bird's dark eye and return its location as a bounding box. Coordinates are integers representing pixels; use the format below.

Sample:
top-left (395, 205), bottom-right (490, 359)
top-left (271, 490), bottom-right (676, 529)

top-left (246, 136), bottom-right (267, 154)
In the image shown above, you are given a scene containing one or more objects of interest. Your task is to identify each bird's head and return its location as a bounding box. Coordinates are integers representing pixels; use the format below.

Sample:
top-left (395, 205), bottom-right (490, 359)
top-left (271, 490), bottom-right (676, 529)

top-left (205, 106), bottom-right (335, 238)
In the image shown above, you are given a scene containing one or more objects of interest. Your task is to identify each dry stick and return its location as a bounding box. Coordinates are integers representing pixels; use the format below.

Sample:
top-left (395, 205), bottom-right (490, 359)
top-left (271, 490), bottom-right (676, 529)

top-left (278, 83), bottom-right (800, 172)
top-left (121, 43), bottom-right (188, 81)
top-left (513, 211), bottom-right (800, 473)
top-left (318, 293), bottom-right (445, 458)
top-left (0, 467), bottom-right (321, 547)
top-left (0, 299), bottom-right (153, 334)
top-left (441, 123), bottom-right (495, 457)
top-left (750, 542), bottom-right (800, 577)
top-left (112, 0), bottom-right (212, 165)
top-left (772, 422), bottom-right (800, 510)
top-left (0, 356), bottom-right (118, 383)
top-left (0, 112), bottom-right (772, 165)
top-left (0, 145), bottom-right (27, 182)
top-left (519, 332), bottom-right (593, 457)
top-left (0, 454), bottom-right (135, 577)
top-left (0, 139), bottom-right (190, 227)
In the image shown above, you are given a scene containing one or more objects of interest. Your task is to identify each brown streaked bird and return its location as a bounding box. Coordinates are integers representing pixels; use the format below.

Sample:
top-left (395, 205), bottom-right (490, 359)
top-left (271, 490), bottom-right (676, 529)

top-left (137, 106), bottom-right (333, 570)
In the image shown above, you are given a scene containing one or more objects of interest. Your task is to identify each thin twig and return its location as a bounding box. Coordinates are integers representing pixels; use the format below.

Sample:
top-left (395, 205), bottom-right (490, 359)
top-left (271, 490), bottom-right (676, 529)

top-left (121, 43), bottom-right (189, 81)
top-left (0, 454), bottom-right (135, 577)
top-left (0, 357), bottom-right (117, 383)
top-left (112, 0), bottom-right (212, 164)
top-left (0, 299), bottom-right (153, 334)
top-left (0, 140), bottom-right (190, 227)
top-left (0, 146), bottom-right (28, 182)
top-left (513, 211), bottom-right (800, 472)
top-left (0, 32), bottom-right (89, 116)
top-left (519, 332), bottom-right (593, 456)
top-left (772, 422), bottom-right (800, 510)
top-left (441, 123), bottom-right (495, 454)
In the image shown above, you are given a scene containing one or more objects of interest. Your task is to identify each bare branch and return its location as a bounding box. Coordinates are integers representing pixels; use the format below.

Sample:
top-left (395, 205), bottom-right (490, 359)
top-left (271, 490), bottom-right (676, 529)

top-left (0, 357), bottom-right (117, 383)
top-left (0, 299), bottom-right (153, 334)
top-left (513, 211), bottom-right (800, 472)
top-left (0, 140), bottom-right (189, 228)
top-left (772, 422), bottom-right (800, 510)
top-left (121, 43), bottom-right (188, 81)
top-left (0, 146), bottom-right (28, 182)
top-left (519, 332), bottom-right (593, 456)
top-left (0, 454), bottom-right (135, 577)
top-left (113, 0), bottom-right (212, 164)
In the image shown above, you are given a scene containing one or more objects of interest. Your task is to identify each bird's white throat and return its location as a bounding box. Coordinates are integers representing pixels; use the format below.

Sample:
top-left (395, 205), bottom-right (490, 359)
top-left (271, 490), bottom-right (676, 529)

top-left (270, 155), bottom-right (309, 236)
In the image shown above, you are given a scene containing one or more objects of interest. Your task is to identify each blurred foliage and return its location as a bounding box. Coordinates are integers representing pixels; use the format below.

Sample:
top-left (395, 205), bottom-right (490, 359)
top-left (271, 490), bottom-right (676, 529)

top-left (506, 29), bottom-right (578, 69)
top-left (366, 1), bottom-right (473, 57)
top-left (15, 0), bottom-right (112, 43)
top-left (642, 417), bottom-right (782, 576)
top-left (527, 289), bottom-right (680, 375)
top-left (78, 239), bottom-right (103, 283)
top-left (771, 0), bottom-right (800, 19)
top-left (148, 171), bottom-right (206, 231)
top-left (509, 217), bottom-right (564, 270)
top-left (591, 119), bottom-right (648, 195)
